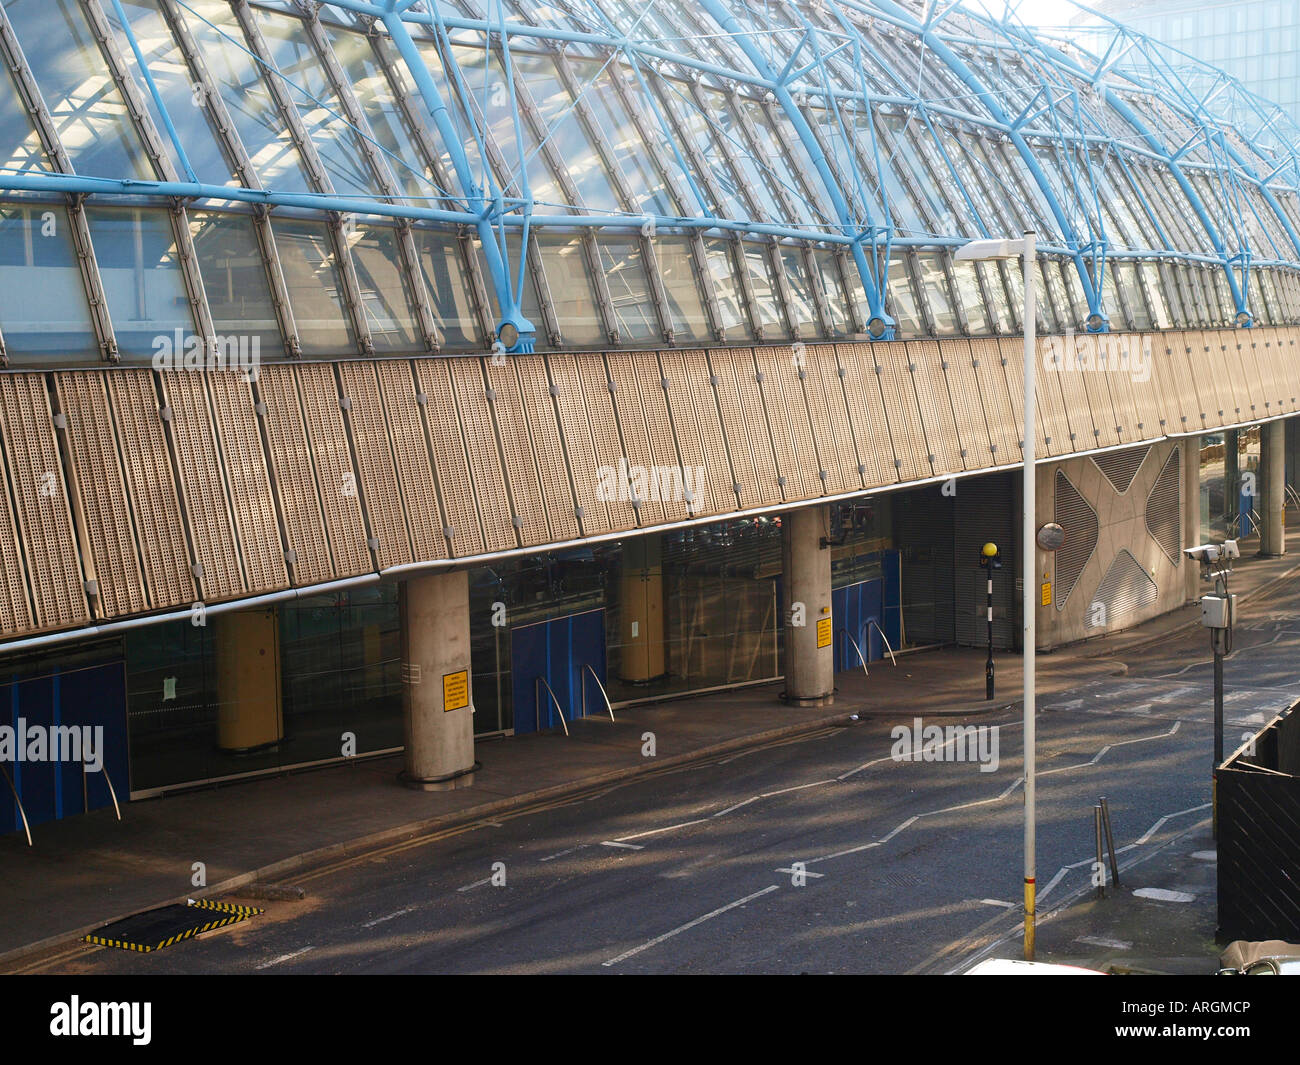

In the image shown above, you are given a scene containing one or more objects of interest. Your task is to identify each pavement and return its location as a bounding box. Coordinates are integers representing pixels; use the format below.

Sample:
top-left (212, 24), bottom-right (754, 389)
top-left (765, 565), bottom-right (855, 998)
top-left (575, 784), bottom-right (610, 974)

top-left (2, 529), bottom-right (1297, 970)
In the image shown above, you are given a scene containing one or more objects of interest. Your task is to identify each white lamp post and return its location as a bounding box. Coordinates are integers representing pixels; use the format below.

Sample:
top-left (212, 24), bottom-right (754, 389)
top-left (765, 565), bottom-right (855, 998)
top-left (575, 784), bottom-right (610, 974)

top-left (955, 231), bottom-right (1038, 959)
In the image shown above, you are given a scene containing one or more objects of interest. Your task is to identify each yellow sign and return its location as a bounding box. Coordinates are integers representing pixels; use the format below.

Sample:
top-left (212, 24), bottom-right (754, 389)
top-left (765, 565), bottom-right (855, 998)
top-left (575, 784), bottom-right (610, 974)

top-left (443, 669), bottom-right (469, 712)
top-left (816, 617), bottom-right (832, 648)
top-left (1040, 582), bottom-right (1052, 607)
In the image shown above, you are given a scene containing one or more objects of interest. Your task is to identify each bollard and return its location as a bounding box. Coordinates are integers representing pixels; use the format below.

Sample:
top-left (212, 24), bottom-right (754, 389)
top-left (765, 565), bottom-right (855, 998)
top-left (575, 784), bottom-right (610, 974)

top-left (1094, 805), bottom-right (1106, 899)
top-left (1100, 796), bottom-right (1120, 888)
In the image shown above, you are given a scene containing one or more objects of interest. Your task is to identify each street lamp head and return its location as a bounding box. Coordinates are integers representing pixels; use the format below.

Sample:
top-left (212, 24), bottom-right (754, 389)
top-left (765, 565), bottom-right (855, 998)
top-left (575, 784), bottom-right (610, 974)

top-left (982, 542), bottom-right (999, 558)
top-left (955, 237), bottom-right (1021, 262)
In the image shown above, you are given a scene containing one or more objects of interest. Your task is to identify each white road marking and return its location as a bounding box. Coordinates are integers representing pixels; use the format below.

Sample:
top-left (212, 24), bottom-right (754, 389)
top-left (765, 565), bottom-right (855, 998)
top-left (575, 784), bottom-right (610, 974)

top-left (256, 946), bottom-right (314, 969)
top-left (1039, 721), bottom-right (1180, 777)
top-left (600, 840), bottom-right (645, 850)
top-left (1038, 867), bottom-right (1070, 900)
top-left (602, 885), bottom-right (780, 967)
top-left (539, 845), bottom-right (587, 862)
top-left (1045, 699), bottom-right (1084, 711)
top-left (712, 796), bottom-right (760, 818)
top-left (613, 819), bottom-right (707, 842)
top-left (979, 899), bottom-right (1016, 909)
top-left (456, 877), bottom-right (492, 892)
top-left (879, 816), bottom-right (918, 843)
top-left (776, 867), bottom-right (825, 878)
top-left (362, 907), bottom-right (413, 928)
top-left (836, 754), bottom-right (893, 781)
top-left (1076, 935), bottom-right (1132, 950)
top-left (807, 840), bottom-right (881, 865)
top-left (1133, 802), bottom-right (1211, 846)
top-left (1133, 887), bottom-right (1195, 903)
top-left (760, 779), bottom-right (837, 798)
top-left (1191, 850), bottom-right (1217, 861)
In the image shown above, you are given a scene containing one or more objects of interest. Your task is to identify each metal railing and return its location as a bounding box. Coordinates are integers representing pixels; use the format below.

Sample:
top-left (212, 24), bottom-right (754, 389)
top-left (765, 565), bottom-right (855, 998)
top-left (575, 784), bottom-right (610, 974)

top-left (867, 619), bottom-right (898, 667)
top-left (535, 675), bottom-right (570, 737)
top-left (1285, 484), bottom-right (1300, 513)
top-left (581, 664), bottom-right (616, 723)
top-left (0, 763), bottom-right (31, 846)
top-left (836, 627), bottom-right (870, 676)
top-left (90, 763), bottom-right (121, 822)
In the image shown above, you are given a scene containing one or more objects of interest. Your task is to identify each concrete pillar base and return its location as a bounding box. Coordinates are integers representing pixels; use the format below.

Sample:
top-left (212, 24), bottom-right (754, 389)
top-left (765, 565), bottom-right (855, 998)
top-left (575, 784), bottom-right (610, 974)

top-left (399, 764), bottom-right (479, 792)
top-left (782, 693), bottom-right (834, 709)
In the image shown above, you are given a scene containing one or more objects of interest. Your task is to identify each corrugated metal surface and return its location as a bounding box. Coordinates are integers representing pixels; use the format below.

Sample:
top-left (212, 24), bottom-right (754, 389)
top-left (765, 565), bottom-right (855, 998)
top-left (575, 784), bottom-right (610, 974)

top-left (484, 357), bottom-right (553, 544)
top-left (376, 360), bottom-right (446, 562)
top-left (1050, 337), bottom-right (1102, 451)
top-left (573, 352), bottom-right (639, 532)
top-left (1238, 335), bottom-right (1268, 420)
top-left (753, 345), bottom-right (816, 500)
top-left (514, 356), bottom-right (581, 542)
top-left (1195, 331), bottom-right (1235, 422)
top-left (158, 371), bottom-right (244, 600)
top-left (254, 366), bottom-right (334, 585)
top-left (804, 343), bottom-right (858, 492)
top-left (1054, 469), bottom-right (1098, 610)
top-left (940, 340), bottom-right (993, 473)
top-left (605, 352), bottom-right (667, 525)
top-left (1100, 337), bottom-right (1142, 441)
top-left (1087, 548), bottom-right (1157, 630)
top-left (834, 343), bottom-right (897, 487)
top-left (1093, 447), bottom-right (1149, 495)
top-left (872, 341), bottom-right (931, 481)
top-left (54, 372), bottom-right (148, 617)
top-left (448, 359), bottom-right (518, 552)
top-left (543, 353), bottom-right (614, 537)
top-left (1022, 338), bottom-right (1071, 456)
top-left (103, 369), bottom-right (195, 608)
top-left (0, 424), bottom-right (32, 634)
top-left (709, 348), bottom-right (782, 508)
top-left (1145, 445), bottom-right (1182, 565)
top-left (412, 358), bottom-right (486, 556)
top-left (296, 363), bottom-right (371, 577)
top-left (0, 375), bottom-right (87, 628)
top-left (631, 350), bottom-right (692, 523)
top-left (1121, 334), bottom-right (1161, 436)
top-left (1150, 334), bottom-right (1199, 432)
top-left (967, 338), bottom-right (1019, 466)
top-left (337, 362), bottom-right (412, 569)
top-left (207, 373), bottom-right (288, 595)
top-left (907, 340), bottom-right (963, 475)
top-left (659, 349), bottom-right (728, 516)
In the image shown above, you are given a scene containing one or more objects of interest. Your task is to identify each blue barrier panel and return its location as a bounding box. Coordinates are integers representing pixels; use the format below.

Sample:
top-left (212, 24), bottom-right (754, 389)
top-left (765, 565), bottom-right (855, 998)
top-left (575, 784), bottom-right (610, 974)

top-left (509, 609), bottom-right (606, 735)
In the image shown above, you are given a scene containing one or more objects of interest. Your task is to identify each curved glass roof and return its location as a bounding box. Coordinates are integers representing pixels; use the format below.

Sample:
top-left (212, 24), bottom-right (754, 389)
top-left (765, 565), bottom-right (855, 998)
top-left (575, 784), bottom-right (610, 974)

top-left (0, 0), bottom-right (1298, 363)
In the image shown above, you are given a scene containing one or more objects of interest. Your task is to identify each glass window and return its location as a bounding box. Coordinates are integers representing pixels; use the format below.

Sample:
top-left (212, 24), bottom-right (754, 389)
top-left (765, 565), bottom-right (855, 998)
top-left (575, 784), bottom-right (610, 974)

top-left (654, 238), bottom-right (711, 344)
top-left (703, 237), bottom-right (748, 339)
top-left (415, 229), bottom-right (481, 351)
top-left (350, 224), bottom-right (421, 353)
top-left (812, 249), bottom-right (852, 338)
top-left (0, 59), bottom-right (54, 184)
top-left (886, 253), bottom-right (922, 337)
top-left (190, 210), bottom-right (285, 357)
top-left (273, 216), bottom-right (356, 354)
top-left (741, 243), bottom-right (788, 338)
top-left (87, 207), bottom-right (196, 362)
top-left (597, 238), bottom-right (658, 344)
top-left (1140, 263), bottom-right (1171, 329)
top-left (538, 234), bottom-right (605, 347)
top-left (914, 251), bottom-right (958, 336)
top-left (0, 205), bottom-right (98, 362)
top-left (779, 247), bottom-right (820, 338)
top-left (950, 259), bottom-right (988, 335)
top-left (1113, 261), bottom-right (1152, 331)
top-left (1101, 266), bottom-right (1127, 330)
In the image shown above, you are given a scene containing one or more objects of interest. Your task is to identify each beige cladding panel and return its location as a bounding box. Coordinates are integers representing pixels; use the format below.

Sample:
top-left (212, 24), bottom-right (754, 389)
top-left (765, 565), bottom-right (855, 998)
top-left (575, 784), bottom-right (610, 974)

top-left (449, 359), bottom-right (519, 552)
top-left (0, 438), bottom-right (31, 635)
top-left (1000, 337), bottom-right (1053, 457)
top-left (1120, 334), bottom-right (1161, 437)
top-left (484, 358), bottom-right (552, 544)
top-left (804, 344), bottom-right (858, 492)
top-left (337, 362), bottom-right (412, 570)
top-left (572, 353), bottom-right (638, 532)
top-left (412, 359), bottom-right (486, 557)
top-left (1271, 331), bottom-right (1298, 411)
top-left (543, 353), bottom-right (614, 537)
top-left (905, 340), bottom-right (964, 476)
top-left (0, 375), bottom-right (87, 629)
top-left (753, 345), bottom-right (816, 499)
top-left (967, 338), bottom-right (1019, 466)
top-left (835, 342), bottom-right (901, 486)
top-left (871, 341), bottom-right (931, 481)
top-left (1074, 337), bottom-right (1120, 447)
top-left (207, 373), bottom-right (289, 595)
top-left (54, 372), bottom-right (148, 617)
top-left (605, 352), bottom-right (669, 525)
top-left (514, 356), bottom-right (581, 543)
top-left (1239, 335), bottom-right (1269, 420)
top-left (1098, 336), bottom-right (1143, 442)
top-left (937, 340), bottom-right (994, 473)
top-left (1048, 336), bottom-right (1100, 452)
top-left (659, 350), bottom-right (725, 516)
top-left (1195, 331), bottom-right (1236, 423)
top-left (627, 351), bottom-right (690, 523)
top-left (708, 348), bottom-right (781, 508)
top-left (254, 367), bottom-right (333, 586)
top-left (376, 360), bottom-right (447, 563)
top-left (160, 371), bottom-right (244, 601)
top-left (104, 370), bottom-right (195, 608)
top-left (295, 363), bottom-right (371, 577)
top-left (1152, 333), bottom-right (1200, 432)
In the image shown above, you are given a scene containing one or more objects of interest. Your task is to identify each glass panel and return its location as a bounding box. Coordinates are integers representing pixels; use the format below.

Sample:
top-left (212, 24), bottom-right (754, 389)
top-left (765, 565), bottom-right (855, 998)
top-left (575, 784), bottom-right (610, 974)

top-left (190, 210), bottom-right (285, 357)
top-left (950, 259), bottom-right (988, 335)
top-left (273, 216), bottom-right (356, 354)
top-left (656, 78), bottom-right (749, 221)
top-left (654, 238), bottom-right (711, 343)
top-left (350, 223), bottom-right (421, 352)
top-left (415, 229), bottom-right (481, 351)
top-left (538, 234), bottom-right (604, 346)
top-left (812, 249), bottom-right (851, 338)
top-left (1114, 262), bottom-right (1152, 331)
top-left (1140, 263), bottom-right (1171, 329)
top-left (741, 243), bottom-right (788, 338)
top-left (1101, 266), bottom-right (1127, 330)
top-left (1043, 259), bottom-right (1071, 333)
top-left (87, 206), bottom-right (196, 362)
top-left (886, 253), bottom-right (922, 337)
top-left (1062, 261), bottom-right (1089, 330)
top-left (597, 237), bottom-right (658, 344)
top-left (779, 247), bottom-right (819, 338)
top-left (982, 261), bottom-right (1013, 334)
top-left (0, 58), bottom-right (54, 184)
top-left (914, 251), bottom-right (958, 336)
top-left (180, 0), bottom-right (312, 192)
top-left (105, 0), bottom-right (234, 185)
top-left (703, 237), bottom-right (747, 339)
top-left (4, 0), bottom-right (153, 179)
top-left (0, 205), bottom-right (98, 362)
top-left (407, 36), bottom-right (487, 190)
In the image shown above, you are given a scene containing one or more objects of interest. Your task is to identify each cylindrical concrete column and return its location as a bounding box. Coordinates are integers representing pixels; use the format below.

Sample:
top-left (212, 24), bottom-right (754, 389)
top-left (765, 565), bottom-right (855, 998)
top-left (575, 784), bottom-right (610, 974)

top-left (782, 505), bottom-right (833, 706)
top-left (1260, 420), bottom-right (1286, 557)
top-left (400, 570), bottom-right (476, 790)
top-left (1183, 436), bottom-right (1202, 601)
top-left (215, 607), bottom-right (283, 753)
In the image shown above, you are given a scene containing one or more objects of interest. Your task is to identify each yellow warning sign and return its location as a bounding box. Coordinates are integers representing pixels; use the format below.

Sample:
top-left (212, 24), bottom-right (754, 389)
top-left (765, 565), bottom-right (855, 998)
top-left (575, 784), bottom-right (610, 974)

top-left (816, 617), bottom-right (832, 648)
top-left (1041, 582), bottom-right (1052, 607)
top-left (443, 669), bottom-right (469, 711)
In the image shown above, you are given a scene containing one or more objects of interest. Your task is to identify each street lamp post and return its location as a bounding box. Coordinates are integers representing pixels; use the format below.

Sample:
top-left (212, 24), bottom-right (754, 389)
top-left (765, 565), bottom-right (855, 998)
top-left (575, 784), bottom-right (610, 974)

top-left (979, 542), bottom-right (1002, 700)
top-left (955, 232), bottom-right (1038, 959)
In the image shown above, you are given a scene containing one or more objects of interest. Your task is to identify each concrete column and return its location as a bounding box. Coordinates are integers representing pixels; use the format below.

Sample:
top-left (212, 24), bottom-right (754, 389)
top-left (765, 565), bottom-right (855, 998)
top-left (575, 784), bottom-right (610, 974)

top-left (215, 607), bottom-right (283, 753)
top-left (400, 570), bottom-right (476, 790)
top-left (618, 535), bottom-right (665, 684)
top-left (782, 505), bottom-right (833, 706)
top-left (1183, 435), bottom-right (1202, 601)
top-left (1260, 420), bottom-right (1286, 557)
top-left (1224, 428), bottom-right (1240, 533)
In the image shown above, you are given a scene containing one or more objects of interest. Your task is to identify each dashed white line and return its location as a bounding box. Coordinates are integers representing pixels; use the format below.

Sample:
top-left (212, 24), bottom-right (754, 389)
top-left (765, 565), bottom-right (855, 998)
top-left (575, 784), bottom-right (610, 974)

top-left (600, 840), bottom-right (645, 850)
top-left (256, 946), bottom-right (314, 970)
top-left (613, 819), bottom-right (707, 842)
top-left (602, 886), bottom-right (780, 967)
top-left (775, 867), bottom-right (825, 878)
top-left (712, 796), bottom-right (760, 818)
top-left (456, 877), bottom-right (492, 892)
top-left (979, 899), bottom-right (1016, 909)
top-left (362, 907), bottom-right (413, 928)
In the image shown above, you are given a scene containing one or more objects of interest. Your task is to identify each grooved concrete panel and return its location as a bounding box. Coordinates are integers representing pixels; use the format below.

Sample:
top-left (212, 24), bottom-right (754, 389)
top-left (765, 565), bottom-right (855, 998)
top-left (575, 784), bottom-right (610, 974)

top-left (376, 360), bottom-right (446, 563)
top-left (515, 356), bottom-right (581, 543)
top-left (338, 362), bottom-right (412, 570)
top-left (544, 353), bottom-right (614, 537)
top-left (967, 338), bottom-right (1019, 466)
top-left (835, 342), bottom-right (902, 485)
top-left (872, 341), bottom-right (930, 481)
top-left (907, 340), bottom-right (964, 475)
top-left (413, 359), bottom-right (485, 557)
top-left (448, 359), bottom-right (518, 553)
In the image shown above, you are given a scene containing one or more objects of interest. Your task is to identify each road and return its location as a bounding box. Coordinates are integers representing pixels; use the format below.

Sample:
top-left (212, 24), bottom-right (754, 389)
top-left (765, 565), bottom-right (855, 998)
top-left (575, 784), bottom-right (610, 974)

top-left (26, 581), bottom-right (1300, 975)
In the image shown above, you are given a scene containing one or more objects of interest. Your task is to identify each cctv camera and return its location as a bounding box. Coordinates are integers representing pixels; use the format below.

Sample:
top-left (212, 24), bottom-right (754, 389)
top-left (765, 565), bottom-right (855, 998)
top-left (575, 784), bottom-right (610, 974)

top-left (1221, 539), bottom-right (1240, 560)
top-left (1183, 544), bottom-right (1220, 563)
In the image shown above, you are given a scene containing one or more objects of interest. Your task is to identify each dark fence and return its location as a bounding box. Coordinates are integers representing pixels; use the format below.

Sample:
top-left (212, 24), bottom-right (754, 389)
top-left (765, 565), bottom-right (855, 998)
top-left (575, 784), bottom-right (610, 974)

top-left (1218, 700), bottom-right (1300, 942)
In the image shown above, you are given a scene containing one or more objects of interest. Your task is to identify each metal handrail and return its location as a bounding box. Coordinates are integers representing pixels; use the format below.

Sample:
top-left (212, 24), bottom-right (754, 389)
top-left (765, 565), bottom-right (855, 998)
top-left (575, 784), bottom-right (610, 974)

top-left (836, 627), bottom-right (869, 676)
top-left (581, 664), bottom-right (616, 723)
top-left (535, 675), bottom-right (569, 736)
top-left (96, 764), bottom-right (121, 822)
top-left (867, 619), bottom-right (898, 667)
top-left (1286, 484), bottom-right (1300, 512)
top-left (0, 763), bottom-right (31, 846)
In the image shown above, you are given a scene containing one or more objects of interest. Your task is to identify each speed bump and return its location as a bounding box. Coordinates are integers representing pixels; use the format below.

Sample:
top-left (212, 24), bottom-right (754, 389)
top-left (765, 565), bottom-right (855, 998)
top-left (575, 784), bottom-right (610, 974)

top-left (83, 899), bottom-right (264, 953)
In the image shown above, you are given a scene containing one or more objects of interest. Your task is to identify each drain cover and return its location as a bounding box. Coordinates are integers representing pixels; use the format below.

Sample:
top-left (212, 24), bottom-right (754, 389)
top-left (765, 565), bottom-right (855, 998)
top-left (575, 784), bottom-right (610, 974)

top-left (84, 899), bottom-right (264, 953)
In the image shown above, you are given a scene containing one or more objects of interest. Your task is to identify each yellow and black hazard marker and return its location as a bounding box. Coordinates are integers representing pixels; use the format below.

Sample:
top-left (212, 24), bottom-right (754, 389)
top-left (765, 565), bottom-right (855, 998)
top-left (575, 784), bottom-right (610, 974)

top-left (83, 899), bottom-right (265, 953)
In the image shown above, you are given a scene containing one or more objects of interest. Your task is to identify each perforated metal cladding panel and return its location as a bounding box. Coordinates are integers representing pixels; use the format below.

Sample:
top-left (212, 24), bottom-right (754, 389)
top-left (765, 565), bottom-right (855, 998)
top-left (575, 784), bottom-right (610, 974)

top-left (0, 375), bottom-right (86, 629)
top-left (255, 366), bottom-right (334, 585)
top-left (1087, 548), bottom-right (1157, 630)
top-left (207, 373), bottom-right (289, 595)
top-left (938, 340), bottom-right (993, 473)
top-left (484, 358), bottom-right (552, 544)
top-left (1239, 337), bottom-right (1267, 419)
top-left (159, 372), bottom-right (244, 600)
top-left (1032, 339), bottom-right (1077, 456)
top-left (572, 353), bottom-right (638, 532)
top-left (659, 350), bottom-right (729, 516)
top-left (1050, 337), bottom-right (1102, 451)
top-left (1120, 334), bottom-right (1161, 436)
top-left (514, 356), bottom-right (581, 542)
top-left (1000, 338), bottom-right (1051, 457)
top-left (1195, 331), bottom-right (1235, 422)
top-left (54, 372), bottom-right (147, 617)
top-left (905, 340), bottom-right (962, 475)
top-left (413, 359), bottom-right (486, 555)
top-left (1276, 332), bottom-right (1299, 410)
top-left (1252, 332), bottom-right (1284, 414)
top-left (337, 362), bottom-right (411, 569)
top-left (967, 339), bottom-right (1019, 466)
top-left (1053, 470), bottom-right (1098, 610)
top-left (1072, 335), bottom-right (1123, 444)
top-left (1093, 448), bottom-right (1149, 495)
top-left (544, 354), bottom-right (614, 537)
top-left (1148, 336), bottom-right (1195, 433)
top-left (834, 343), bottom-right (896, 487)
top-left (603, 353), bottom-right (665, 526)
top-left (296, 364), bottom-right (371, 577)
top-left (753, 346), bottom-right (817, 499)
top-left (709, 348), bottom-right (782, 508)
top-left (623, 351), bottom-right (690, 523)
top-left (1098, 336), bottom-right (1142, 441)
top-left (1146, 446), bottom-right (1182, 566)
top-left (104, 370), bottom-right (195, 608)
top-left (376, 360), bottom-right (446, 562)
top-left (803, 344), bottom-right (858, 492)
top-left (0, 434), bottom-right (31, 634)
top-left (872, 341), bottom-right (930, 481)
top-left (450, 359), bottom-right (519, 551)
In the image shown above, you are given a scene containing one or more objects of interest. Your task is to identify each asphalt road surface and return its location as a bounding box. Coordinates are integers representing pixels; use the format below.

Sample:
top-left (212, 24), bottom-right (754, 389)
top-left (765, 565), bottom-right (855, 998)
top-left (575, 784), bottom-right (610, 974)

top-left (26, 580), bottom-right (1300, 975)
